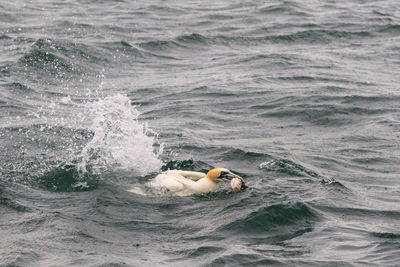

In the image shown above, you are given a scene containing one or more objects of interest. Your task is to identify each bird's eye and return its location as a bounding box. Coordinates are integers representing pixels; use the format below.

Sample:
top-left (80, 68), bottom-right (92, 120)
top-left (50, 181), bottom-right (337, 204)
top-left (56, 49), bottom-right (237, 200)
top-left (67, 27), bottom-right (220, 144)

top-left (219, 171), bottom-right (228, 178)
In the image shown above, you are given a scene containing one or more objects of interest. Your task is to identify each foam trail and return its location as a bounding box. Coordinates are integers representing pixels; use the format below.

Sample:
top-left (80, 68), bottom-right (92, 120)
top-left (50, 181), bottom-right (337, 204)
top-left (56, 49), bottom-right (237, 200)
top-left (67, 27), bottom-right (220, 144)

top-left (77, 94), bottom-right (163, 176)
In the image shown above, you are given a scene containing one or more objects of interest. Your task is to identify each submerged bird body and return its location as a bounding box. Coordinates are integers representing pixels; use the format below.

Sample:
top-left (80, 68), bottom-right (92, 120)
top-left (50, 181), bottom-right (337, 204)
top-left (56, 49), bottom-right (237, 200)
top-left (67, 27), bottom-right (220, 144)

top-left (149, 168), bottom-right (238, 196)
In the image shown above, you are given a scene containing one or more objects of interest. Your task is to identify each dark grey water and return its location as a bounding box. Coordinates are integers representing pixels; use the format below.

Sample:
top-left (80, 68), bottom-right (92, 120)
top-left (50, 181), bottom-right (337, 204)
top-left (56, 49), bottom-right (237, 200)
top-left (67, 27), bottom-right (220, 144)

top-left (1, 0), bottom-right (400, 266)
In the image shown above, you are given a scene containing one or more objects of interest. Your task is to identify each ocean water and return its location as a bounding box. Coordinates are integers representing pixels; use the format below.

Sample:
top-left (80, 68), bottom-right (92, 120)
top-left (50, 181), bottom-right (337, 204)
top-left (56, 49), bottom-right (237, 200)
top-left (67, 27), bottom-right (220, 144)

top-left (1, 0), bottom-right (400, 266)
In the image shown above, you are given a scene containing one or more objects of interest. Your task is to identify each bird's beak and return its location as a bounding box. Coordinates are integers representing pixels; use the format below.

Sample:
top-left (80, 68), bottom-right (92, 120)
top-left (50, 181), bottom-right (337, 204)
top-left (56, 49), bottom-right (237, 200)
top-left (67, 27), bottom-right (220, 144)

top-left (220, 171), bottom-right (240, 182)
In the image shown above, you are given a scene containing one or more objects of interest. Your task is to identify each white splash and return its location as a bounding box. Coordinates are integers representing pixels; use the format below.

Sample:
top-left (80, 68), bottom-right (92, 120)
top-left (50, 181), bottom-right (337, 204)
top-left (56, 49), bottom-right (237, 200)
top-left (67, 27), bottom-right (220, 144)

top-left (258, 160), bottom-right (275, 169)
top-left (77, 94), bottom-right (163, 176)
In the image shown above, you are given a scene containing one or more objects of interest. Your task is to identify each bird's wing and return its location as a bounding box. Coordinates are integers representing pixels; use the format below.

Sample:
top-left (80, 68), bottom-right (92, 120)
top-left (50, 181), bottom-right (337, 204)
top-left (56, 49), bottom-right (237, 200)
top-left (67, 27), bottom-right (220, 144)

top-left (174, 170), bottom-right (206, 181)
top-left (154, 173), bottom-right (185, 192)
top-left (172, 176), bottom-right (200, 192)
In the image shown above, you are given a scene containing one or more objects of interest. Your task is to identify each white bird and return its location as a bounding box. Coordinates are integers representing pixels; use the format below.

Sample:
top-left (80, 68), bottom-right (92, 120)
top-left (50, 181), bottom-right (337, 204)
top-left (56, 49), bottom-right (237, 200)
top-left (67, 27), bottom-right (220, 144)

top-left (148, 168), bottom-right (239, 196)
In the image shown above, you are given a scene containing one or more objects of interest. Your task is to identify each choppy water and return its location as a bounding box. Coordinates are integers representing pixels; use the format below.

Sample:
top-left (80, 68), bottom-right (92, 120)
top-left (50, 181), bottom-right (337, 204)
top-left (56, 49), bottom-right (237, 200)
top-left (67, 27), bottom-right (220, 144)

top-left (1, 0), bottom-right (400, 266)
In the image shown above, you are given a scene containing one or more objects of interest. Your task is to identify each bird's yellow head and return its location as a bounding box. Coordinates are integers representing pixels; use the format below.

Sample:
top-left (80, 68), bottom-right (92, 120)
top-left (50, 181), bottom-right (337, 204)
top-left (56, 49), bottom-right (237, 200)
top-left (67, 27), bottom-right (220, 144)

top-left (206, 168), bottom-right (237, 182)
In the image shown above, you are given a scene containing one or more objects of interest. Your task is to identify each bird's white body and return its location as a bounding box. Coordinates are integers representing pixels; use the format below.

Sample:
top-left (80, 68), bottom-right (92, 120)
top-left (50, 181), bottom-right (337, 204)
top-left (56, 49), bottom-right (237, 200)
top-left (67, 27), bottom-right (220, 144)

top-left (149, 170), bottom-right (219, 196)
top-left (127, 167), bottom-right (241, 197)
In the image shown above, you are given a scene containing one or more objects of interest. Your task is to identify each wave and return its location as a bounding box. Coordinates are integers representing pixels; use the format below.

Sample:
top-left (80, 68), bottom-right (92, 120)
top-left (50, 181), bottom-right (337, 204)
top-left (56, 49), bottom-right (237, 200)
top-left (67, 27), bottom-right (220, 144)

top-left (320, 178), bottom-right (346, 188)
top-left (0, 191), bottom-right (32, 212)
top-left (3, 82), bottom-right (38, 94)
top-left (16, 36), bottom-right (182, 78)
top-left (259, 158), bottom-right (319, 178)
top-left (311, 204), bottom-right (400, 219)
top-left (378, 24), bottom-right (400, 33)
top-left (20, 49), bottom-right (77, 73)
top-left (258, 106), bottom-right (395, 125)
top-left (134, 22), bottom-right (400, 55)
top-left (137, 33), bottom-right (206, 51)
top-left (160, 159), bottom-right (213, 173)
top-left (223, 202), bottom-right (319, 233)
top-left (179, 29), bottom-right (371, 46)
top-left (37, 163), bottom-right (98, 192)
top-left (371, 232), bottom-right (400, 239)
top-left (15, 37), bottom-right (109, 79)
top-left (138, 39), bottom-right (185, 51)
top-left (0, 34), bottom-right (12, 40)
top-left (265, 29), bottom-right (371, 43)
top-left (161, 159), bottom-right (195, 172)
top-left (99, 40), bottom-right (180, 61)
top-left (209, 254), bottom-right (285, 266)
top-left (0, 82), bottom-right (41, 116)
top-left (176, 33), bottom-right (209, 44)
top-left (221, 148), bottom-right (271, 161)
top-left (251, 94), bottom-right (399, 126)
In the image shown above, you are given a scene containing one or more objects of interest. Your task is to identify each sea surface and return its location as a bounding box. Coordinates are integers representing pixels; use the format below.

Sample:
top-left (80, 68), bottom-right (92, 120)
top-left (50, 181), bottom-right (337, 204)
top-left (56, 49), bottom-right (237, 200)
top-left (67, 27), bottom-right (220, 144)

top-left (1, 0), bottom-right (400, 266)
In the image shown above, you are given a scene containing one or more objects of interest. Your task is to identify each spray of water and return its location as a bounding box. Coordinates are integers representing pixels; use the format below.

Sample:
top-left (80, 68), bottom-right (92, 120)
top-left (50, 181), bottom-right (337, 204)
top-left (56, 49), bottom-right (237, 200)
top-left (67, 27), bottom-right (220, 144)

top-left (77, 94), bottom-right (163, 176)
top-left (1, 91), bottom-right (162, 191)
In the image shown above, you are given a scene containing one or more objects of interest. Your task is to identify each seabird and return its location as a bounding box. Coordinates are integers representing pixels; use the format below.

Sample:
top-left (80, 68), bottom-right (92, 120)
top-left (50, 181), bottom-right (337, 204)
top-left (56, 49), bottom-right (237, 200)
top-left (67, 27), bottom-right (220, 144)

top-left (149, 168), bottom-right (239, 196)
